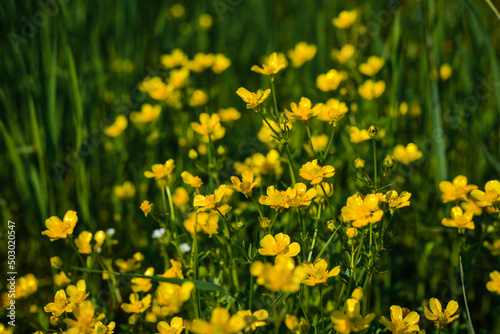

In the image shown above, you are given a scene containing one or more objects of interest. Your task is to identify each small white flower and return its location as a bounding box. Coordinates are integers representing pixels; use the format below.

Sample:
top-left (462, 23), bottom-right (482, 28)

top-left (179, 243), bottom-right (191, 254)
top-left (152, 228), bottom-right (166, 239)
top-left (106, 228), bottom-right (115, 236)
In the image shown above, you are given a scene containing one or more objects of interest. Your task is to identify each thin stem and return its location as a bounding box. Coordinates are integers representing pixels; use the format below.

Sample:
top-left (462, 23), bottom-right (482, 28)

top-left (258, 110), bottom-right (281, 139)
top-left (296, 208), bottom-right (307, 260)
top-left (322, 126), bottom-right (335, 161)
top-left (372, 139), bottom-right (378, 189)
top-left (251, 196), bottom-right (264, 219)
top-left (166, 186), bottom-right (175, 223)
top-left (161, 186), bottom-right (169, 226)
top-left (320, 285), bottom-right (325, 333)
top-left (270, 78), bottom-right (279, 119)
top-left (193, 212), bottom-right (201, 318)
top-left (284, 145), bottom-right (297, 184)
top-left (319, 183), bottom-right (334, 218)
top-left (305, 123), bottom-right (316, 157)
top-left (314, 223), bottom-right (342, 262)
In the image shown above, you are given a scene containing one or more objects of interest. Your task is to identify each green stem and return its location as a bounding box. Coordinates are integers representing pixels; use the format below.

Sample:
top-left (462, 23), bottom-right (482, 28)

top-left (270, 78), bottom-right (279, 119)
top-left (258, 110), bottom-right (281, 139)
top-left (296, 207), bottom-right (307, 260)
top-left (166, 186), bottom-right (175, 223)
top-left (319, 183), bottom-right (334, 218)
top-left (251, 196), bottom-right (264, 219)
top-left (193, 213), bottom-right (201, 318)
top-left (372, 139), bottom-right (378, 189)
top-left (161, 187), bottom-right (169, 227)
top-left (320, 285), bottom-right (325, 334)
top-left (305, 123), bottom-right (316, 157)
top-left (322, 126), bottom-right (335, 161)
top-left (284, 145), bottom-right (297, 184)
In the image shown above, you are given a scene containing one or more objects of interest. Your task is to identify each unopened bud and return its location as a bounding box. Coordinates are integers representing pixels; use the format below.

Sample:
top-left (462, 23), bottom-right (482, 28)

top-left (383, 155), bottom-right (395, 168)
top-left (368, 125), bottom-right (378, 139)
top-left (354, 158), bottom-right (365, 169)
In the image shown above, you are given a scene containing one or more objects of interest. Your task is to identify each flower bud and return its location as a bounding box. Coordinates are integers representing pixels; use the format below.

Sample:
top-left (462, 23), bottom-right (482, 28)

top-left (354, 158), bottom-right (365, 169)
top-left (383, 155), bottom-right (395, 168)
top-left (368, 125), bottom-right (378, 139)
top-left (188, 149), bottom-right (198, 159)
top-left (346, 227), bottom-right (358, 239)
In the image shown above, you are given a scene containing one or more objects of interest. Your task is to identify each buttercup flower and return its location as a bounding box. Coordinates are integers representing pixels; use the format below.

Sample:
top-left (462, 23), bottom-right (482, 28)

top-left (191, 113), bottom-right (226, 142)
top-left (441, 206), bottom-right (475, 231)
top-left (440, 63), bottom-right (452, 80)
top-left (359, 56), bottom-right (385, 76)
top-left (181, 171), bottom-right (203, 188)
top-left (348, 126), bottom-right (370, 143)
top-left (114, 181), bottom-right (136, 199)
top-left (333, 44), bottom-right (356, 63)
top-left (259, 186), bottom-right (290, 212)
top-left (299, 159), bottom-right (335, 185)
top-left (317, 69), bottom-right (348, 92)
top-left (14, 274), bottom-right (38, 299)
top-left (331, 298), bottom-right (375, 333)
top-left (484, 240), bottom-right (500, 256)
top-left (236, 309), bottom-right (269, 331)
top-left (229, 169), bottom-right (260, 198)
top-left (140, 200), bottom-right (153, 217)
top-left (193, 185), bottom-right (228, 212)
top-left (236, 88), bottom-right (271, 110)
top-left (346, 228), bottom-right (358, 239)
top-left (144, 160), bottom-right (176, 181)
top-left (212, 53), bottom-right (231, 73)
top-left (393, 143), bottom-right (423, 165)
top-left (384, 191), bottom-right (411, 214)
top-left (115, 252), bottom-right (144, 272)
top-left (424, 298), bottom-right (459, 329)
top-left (258, 232), bottom-right (301, 258)
top-left (285, 97), bottom-right (323, 122)
top-left (439, 175), bottom-right (477, 203)
top-left (66, 279), bottom-right (89, 304)
top-left (94, 320), bottom-right (116, 334)
top-left (218, 107), bottom-right (241, 122)
top-left (130, 104), bottom-right (162, 124)
top-left (302, 258), bottom-right (340, 286)
top-left (64, 300), bottom-right (104, 333)
top-left (156, 281), bottom-right (194, 315)
top-left (190, 307), bottom-right (246, 334)
top-left (54, 271), bottom-right (71, 287)
top-left (251, 52), bottom-right (286, 76)
top-left (341, 194), bottom-right (384, 228)
top-left (379, 305), bottom-right (420, 334)
top-left (286, 183), bottom-right (318, 207)
top-left (104, 115), bottom-right (128, 137)
top-left (131, 267), bottom-right (154, 293)
top-left (74, 231), bottom-right (92, 254)
top-left (161, 49), bottom-right (188, 68)
top-left (121, 293), bottom-right (151, 313)
top-left (358, 80), bottom-right (386, 100)
top-left (470, 180), bottom-right (500, 208)
top-left (332, 10), bottom-right (357, 29)
top-left (44, 290), bottom-right (72, 317)
top-left (186, 53), bottom-right (215, 72)
top-left (183, 212), bottom-right (219, 237)
top-left (287, 42), bottom-right (317, 67)
top-left (487, 271), bottom-right (500, 294)
top-left (41, 210), bottom-right (78, 241)
top-left (318, 98), bottom-right (349, 125)
top-left (162, 259), bottom-right (184, 279)
top-left (189, 89), bottom-right (209, 107)
top-left (250, 257), bottom-right (307, 292)
top-left (157, 317), bottom-right (184, 334)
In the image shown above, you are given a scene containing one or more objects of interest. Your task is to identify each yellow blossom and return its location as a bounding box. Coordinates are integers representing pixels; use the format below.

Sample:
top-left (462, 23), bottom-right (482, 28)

top-left (393, 143), bottom-right (423, 165)
top-left (94, 230), bottom-right (105, 250)
top-left (104, 115), bottom-right (128, 137)
top-left (189, 89), bottom-right (209, 107)
top-left (315, 182), bottom-right (334, 204)
top-left (251, 52), bottom-right (286, 76)
top-left (379, 305), bottom-right (420, 334)
top-left (359, 56), bottom-right (385, 76)
top-left (286, 183), bottom-right (317, 207)
top-left (316, 69), bottom-right (348, 92)
top-left (333, 44), bottom-right (356, 63)
top-left (236, 87), bottom-right (271, 110)
top-left (352, 287), bottom-right (363, 300)
top-left (144, 159), bottom-right (176, 181)
top-left (55, 271), bottom-right (71, 287)
top-left (41, 210), bottom-right (78, 241)
top-left (304, 135), bottom-right (328, 157)
top-left (14, 274), bottom-right (38, 299)
top-left (115, 252), bottom-right (144, 272)
top-left (66, 279), bottom-right (89, 304)
top-left (183, 212), bottom-right (219, 237)
top-left (354, 158), bottom-right (365, 169)
top-left (130, 104), bottom-right (162, 124)
top-left (285, 97), bottom-right (323, 122)
top-left (65, 300), bottom-right (104, 333)
top-left (461, 199), bottom-right (482, 216)
top-left (218, 107), bottom-right (241, 122)
top-left (331, 298), bottom-right (375, 333)
top-left (318, 98), bottom-right (349, 125)
top-left (348, 126), bottom-right (370, 144)
top-left (140, 200), bottom-right (153, 217)
top-left (487, 271), bottom-right (500, 294)
top-left (193, 185), bottom-right (228, 212)
top-left (439, 175), bottom-right (477, 203)
top-left (51, 256), bottom-right (63, 269)
top-left (250, 257), bottom-right (307, 292)
top-left (161, 49), bottom-right (187, 68)
top-left (186, 53), bottom-right (215, 72)
top-left (258, 233), bottom-right (301, 258)
top-left (94, 320), bottom-right (116, 334)
top-left (424, 298), bottom-right (459, 329)
top-left (441, 206), bottom-right (474, 231)
top-left (156, 282), bottom-right (194, 315)
top-left (212, 53), bottom-right (231, 74)
top-left (287, 42), bottom-right (317, 67)
top-left (302, 258), bottom-right (340, 286)
top-left (258, 119), bottom-right (292, 145)
top-left (162, 259), bottom-right (184, 279)
top-left (181, 171), bottom-right (203, 188)
top-left (236, 309), bottom-right (269, 331)
top-left (74, 231), bottom-right (93, 254)
top-left (173, 187), bottom-right (190, 208)
top-left (131, 267), bottom-right (154, 293)
top-left (168, 67), bottom-right (190, 88)
top-left (384, 191), bottom-right (411, 214)
top-left (299, 159), bottom-right (335, 185)
top-left (341, 193), bottom-right (384, 228)
top-left (484, 240), bottom-right (500, 256)
top-left (191, 307), bottom-right (246, 334)
top-left (440, 63), bottom-right (452, 80)
top-left (199, 13), bottom-right (213, 29)
top-left (234, 150), bottom-right (282, 176)
top-left (157, 317), bottom-right (184, 334)
top-left (347, 228), bottom-right (358, 239)
top-left (191, 113), bottom-right (226, 142)
top-left (114, 181), bottom-right (136, 199)
top-left (470, 180), bottom-right (500, 207)
top-left (332, 10), bottom-right (357, 29)
top-left (44, 289), bottom-right (72, 317)
top-left (229, 169), bottom-right (260, 198)
top-left (358, 80), bottom-right (385, 100)
top-left (121, 293), bottom-right (151, 313)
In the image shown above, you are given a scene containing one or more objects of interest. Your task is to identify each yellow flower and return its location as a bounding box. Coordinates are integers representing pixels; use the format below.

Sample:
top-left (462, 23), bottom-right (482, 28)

top-left (442, 206), bottom-right (474, 231)
top-left (168, 67), bottom-right (190, 88)
top-left (258, 233), bottom-right (301, 258)
top-left (161, 49), bottom-right (188, 68)
top-left (251, 52), bottom-right (286, 76)
top-left (384, 191), bottom-right (411, 214)
top-left (351, 287), bottom-right (363, 300)
top-left (186, 53), bottom-right (215, 72)
top-left (157, 317), bottom-right (184, 334)
top-left (331, 298), bottom-right (375, 333)
top-left (354, 158), bottom-right (365, 169)
top-left (189, 89), bottom-right (209, 107)
top-left (236, 309), bottom-right (269, 331)
top-left (66, 279), bottom-right (89, 304)
top-left (194, 185), bottom-right (228, 212)
top-left (359, 56), bottom-right (385, 76)
top-left (332, 10), bottom-right (357, 29)
top-left (287, 42), bottom-right (317, 67)
top-left (346, 228), bottom-right (358, 239)
top-left (191, 113), bottom-right (226, 142)
top-left (54, 271), bottom-right (71, 287)
top-left (285, 183), bottom-right (318, 207)
top-left (218, 107), bottom-right (241, 122)
top-left (229, 169), bottom-right (260, 198)
top-left (14, 274), bottom-right (38, 299)
top-left (191, 307), bottom-right (246, 334)
top-left (250, 257), bottom-right (307, 292)
top-left (461, 199), bottom-right (482, 216)
top-left (44, 289), bottom-right (72, 317)
top-left (131, 267), bottom-right (154, 293)
top-left (440, 63), bottom-right (452, 80)
top-left (181, 171), bottom-right (203, 189)
top-left (74, 231), bottom-right (93, 254)
top-left (234, 150), bottom-right (282, 176)
top-left (183, 212), bottom-right (219, 237)
top-left (162, 259), bottom-right (184, 279)
top-left (470, 180), bottom-right (500, 207)
top-left (156, 282), bottom-right (194, 315)
top-left (333, 44), bottom-right (356, 63)
top-left (121, 293), bottom-right (151, 313)
top-left (299, 159), bottom-right (335, 185)
top-left (65, 300), bottom-right (104, 333)
top-left (173, 187), bottom-right (190, 208)
top-left (484, 240), bottom-right (500, 256)
top-left (144, 159), bottom-right (176, 181)
top-left (379, 305), bottom-right (420, 334)
top-left (304, 135), bottom-right (328, 157)
top-left (104, 115), bottom-right (128, 137)
top-left (286, 97), bottom-right (323, 122)
top-left (115, 252), bottom-right (144, 272)
top-left (315, 182), bottom-right (334, 204)
top-left (258, 119), bottom-right (293, 145)
top-left (341, 194), bottom-right (384, 228)
top-left (318, 98), bottom-right (349, 125)
top-left (140, 200), bottom-right (153, 217)
top-left (348, 126), bottom-right (370, 144)
top-left (236, 87), bottom-right (271, 110)
top-left (212, 53), bottom-right (231, 74)
top-left (439, 175), bottom-right (477, 203)
top-left (316, 69), bottom-right (348, 92)
top-left (41, 210), bottom-right (78, 241)
top-left (487, 270), bottom-right (500, 294)
top-left (358, 80), bottom-right (386, 100)
top-left (94, 230), bottom-right (105, 250)
top-left (94, 320), bottom-right (116, 334)
top-left (302, 258), bottom-right (340, 286)
top-left (114, 181), bottom-right (136, 199)
top-left (285, 315), bottom-right (310, 333)
top-left (424, 298), bottom-right (459, 329)
top-left (51, 256), bottom-right (63, 269)
top-left (393, 143), bottom-right (423, 165)
top-left (130, 104), bottom-right (162, 124)
top-left (199, 13), bottom-right (213, 29)
top-left (259, 186), bottom-right (290, 212)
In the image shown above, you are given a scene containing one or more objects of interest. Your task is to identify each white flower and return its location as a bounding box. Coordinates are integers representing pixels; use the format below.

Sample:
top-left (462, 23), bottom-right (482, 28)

top-left (106, 228), bottom-right (115, 236)
top-left (179, 243), bottom-right (191, 254)
top-left (152, 228), bottom-right (166, 239)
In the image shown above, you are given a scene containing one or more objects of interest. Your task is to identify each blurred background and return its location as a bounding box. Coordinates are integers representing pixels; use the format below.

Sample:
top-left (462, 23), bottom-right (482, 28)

top-left (1, 0), bottom-right (500, 332)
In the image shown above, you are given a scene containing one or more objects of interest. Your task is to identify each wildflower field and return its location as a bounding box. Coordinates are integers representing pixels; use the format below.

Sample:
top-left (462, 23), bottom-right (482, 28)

top-left (2, 1), bottom-right (500, 333)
